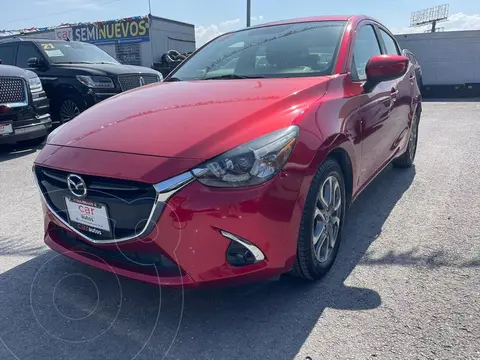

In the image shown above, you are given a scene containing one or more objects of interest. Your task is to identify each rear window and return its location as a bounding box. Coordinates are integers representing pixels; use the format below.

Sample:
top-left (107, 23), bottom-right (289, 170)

top-left (171, 21), bottom-right (347, 80)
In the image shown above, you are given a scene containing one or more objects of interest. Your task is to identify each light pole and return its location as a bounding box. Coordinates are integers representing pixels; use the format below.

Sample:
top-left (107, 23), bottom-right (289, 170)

top-left (246, 0), bottom-right (251, 27)
top-left (148, 0), bottom-right (152, 14)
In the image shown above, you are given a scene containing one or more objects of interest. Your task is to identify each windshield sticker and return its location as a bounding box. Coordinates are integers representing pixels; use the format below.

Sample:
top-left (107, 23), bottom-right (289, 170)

top-left (45, 49), bottom-right (64, 57)
top-left (41, 43), bottom-right (55, 50)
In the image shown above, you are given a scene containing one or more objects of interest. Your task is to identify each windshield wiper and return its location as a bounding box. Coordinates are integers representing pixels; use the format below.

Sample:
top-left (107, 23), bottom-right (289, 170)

top-left (163, 77), bottom-right (182, 82)
top-left (56, 61), bottom-right (93, 64)
top-left (202, 74), bottom-right (266, 80)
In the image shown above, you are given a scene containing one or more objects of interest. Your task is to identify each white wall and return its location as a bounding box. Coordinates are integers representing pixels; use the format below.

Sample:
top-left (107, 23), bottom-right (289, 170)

top-left (395, 30), bottom-right (480, 85)
top-left (98, 44), bottom-right (116, 59)
top-left (148, 16), bottom-right (196, 65)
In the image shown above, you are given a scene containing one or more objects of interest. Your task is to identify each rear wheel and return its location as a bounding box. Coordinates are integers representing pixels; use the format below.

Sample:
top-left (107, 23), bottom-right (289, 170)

top-left (291, 159), bottom-right (346, 280)
top-left (393, 111), bottom-right (420, 168)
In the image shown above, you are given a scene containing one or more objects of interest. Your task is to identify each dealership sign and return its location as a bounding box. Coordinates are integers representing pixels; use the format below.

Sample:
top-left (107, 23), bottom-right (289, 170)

top-left (59, 17), bottom-right (150, 45)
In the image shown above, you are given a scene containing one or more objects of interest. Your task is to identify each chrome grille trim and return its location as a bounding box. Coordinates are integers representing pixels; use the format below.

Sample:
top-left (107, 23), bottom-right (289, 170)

top-left (118, 74), bottom-right (159, 91)
top-left (0, 77), bottom-right (28, 106)
top-left (34, 169), bottom-right (195, 244)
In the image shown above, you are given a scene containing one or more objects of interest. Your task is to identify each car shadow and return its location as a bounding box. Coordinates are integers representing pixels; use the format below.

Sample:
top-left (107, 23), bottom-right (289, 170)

top-left (0, 142), bottom-right (44, 163)
top-left (0, 164), bottom-right (416, 360)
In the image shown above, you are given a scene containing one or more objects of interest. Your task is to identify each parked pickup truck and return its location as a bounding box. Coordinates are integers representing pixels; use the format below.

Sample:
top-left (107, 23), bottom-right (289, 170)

top-left (0, 63), bottom-right (52, 146)
top-left (0, 38), bottom-right (163, 124)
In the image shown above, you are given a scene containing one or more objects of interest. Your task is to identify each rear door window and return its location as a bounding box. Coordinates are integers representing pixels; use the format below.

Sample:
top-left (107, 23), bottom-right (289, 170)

top-left (16, 44), bottom-right (43, 68)
top-left (0, 45), bottom-right (15, 65)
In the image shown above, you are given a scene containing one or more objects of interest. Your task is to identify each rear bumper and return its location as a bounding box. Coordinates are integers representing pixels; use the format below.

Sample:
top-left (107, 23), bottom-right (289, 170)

top-left (0, 115), bottom-right (52, 144)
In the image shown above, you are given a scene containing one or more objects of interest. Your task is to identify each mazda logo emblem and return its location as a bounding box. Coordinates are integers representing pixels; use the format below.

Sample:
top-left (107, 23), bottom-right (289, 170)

top-left (67, 174), bottom-right (87, 198)
top-left (139, 77), bottom-right (145, 86)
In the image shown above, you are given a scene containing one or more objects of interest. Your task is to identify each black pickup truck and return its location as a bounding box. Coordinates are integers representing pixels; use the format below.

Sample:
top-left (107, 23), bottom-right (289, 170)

top-left (0, 38), bottom-right (163, 123)
top-left (0, 64), bottom-right (52, 145)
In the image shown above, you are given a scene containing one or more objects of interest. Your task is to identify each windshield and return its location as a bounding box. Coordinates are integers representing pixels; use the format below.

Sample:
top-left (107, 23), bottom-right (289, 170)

top-left (38, 41), bottom-right (119, 64)
top-left (170, 21), bottom-right (346, 81)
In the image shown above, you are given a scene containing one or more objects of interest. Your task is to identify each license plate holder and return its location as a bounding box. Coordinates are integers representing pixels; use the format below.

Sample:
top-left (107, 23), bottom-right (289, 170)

top-left (65, 197), bottom-right (112, 238)
top-left (0, 122), bottom-right (13, 136)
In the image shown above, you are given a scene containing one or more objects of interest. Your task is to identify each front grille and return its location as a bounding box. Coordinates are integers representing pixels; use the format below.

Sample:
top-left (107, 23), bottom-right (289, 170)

top-left (0, 77), bottom-right (27, 104)
top-left (35, 166), bottom-right (157, 242)
top-left (118, 74), bottom-right (158, 91)
top-left (50, 225), bottom-right (184, 277)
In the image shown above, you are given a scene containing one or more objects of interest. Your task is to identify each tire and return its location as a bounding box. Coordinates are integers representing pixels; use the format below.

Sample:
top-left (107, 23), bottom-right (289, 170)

top-left (417, 77), bottom-right (423, 94)
top-left (393, 110), bottom-right (420, 168)
top-left (57, 95), bottom-right (86, 124)
top-left (291, 158), bottom-right (346, 280)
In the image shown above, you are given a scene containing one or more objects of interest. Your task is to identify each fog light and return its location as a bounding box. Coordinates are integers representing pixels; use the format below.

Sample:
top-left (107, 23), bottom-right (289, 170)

top-left (227, 241), bottom-right (256, 266)
top-left (220, 230), bottom-right (265, 267)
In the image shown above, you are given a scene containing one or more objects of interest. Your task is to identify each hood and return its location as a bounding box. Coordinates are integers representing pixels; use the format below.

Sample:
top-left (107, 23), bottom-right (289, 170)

top-left (0, 64), bottom-right (29, 78)
top-left (25, 69), bottom-right (39, 79)
top-left (55, 63), bottom-right (159, 76)
top-left (49, 77), bottom-right (331, 159)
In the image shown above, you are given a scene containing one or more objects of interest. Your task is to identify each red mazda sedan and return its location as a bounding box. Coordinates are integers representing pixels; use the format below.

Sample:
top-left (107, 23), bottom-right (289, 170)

top-left (34, 15), bottom-right (421, 287)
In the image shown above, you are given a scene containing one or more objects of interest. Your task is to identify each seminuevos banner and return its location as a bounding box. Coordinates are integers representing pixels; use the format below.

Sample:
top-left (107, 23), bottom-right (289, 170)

top-left (69, 17), bottom-right (150, 45)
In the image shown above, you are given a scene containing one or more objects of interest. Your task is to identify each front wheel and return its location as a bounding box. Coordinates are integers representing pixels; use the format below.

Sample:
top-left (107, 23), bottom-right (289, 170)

top-left (291, 159), bottom-right (346, 280)
top-left (58, 96), bottom-right (85, 124)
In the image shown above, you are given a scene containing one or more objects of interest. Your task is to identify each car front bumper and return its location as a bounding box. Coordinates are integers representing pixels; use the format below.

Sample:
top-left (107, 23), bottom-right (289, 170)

top-left (35, 146), bottom-right (307, 288)
top-left (81, 90), bottom-right (121, 109)
top-left (0, 115), bottom-right (52, 144)
top-left (41, 178), bottom-right (302, 287)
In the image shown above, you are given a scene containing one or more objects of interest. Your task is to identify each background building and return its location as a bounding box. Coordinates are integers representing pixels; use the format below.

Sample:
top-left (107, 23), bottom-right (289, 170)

top-left (0, 15), bottom-right (196, 68)
top-left (395, 30), bottom-right (480, 86)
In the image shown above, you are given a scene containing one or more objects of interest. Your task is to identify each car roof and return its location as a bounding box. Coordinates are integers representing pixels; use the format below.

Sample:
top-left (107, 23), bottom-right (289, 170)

top-left (0, 38), bottom-right (79, 44)
top-left (253, 15), bottom-right (373, 27)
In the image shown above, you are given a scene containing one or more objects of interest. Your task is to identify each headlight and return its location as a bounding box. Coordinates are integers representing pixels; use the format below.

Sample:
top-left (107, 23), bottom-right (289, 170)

top-left (46, 122), bottom-right (68, 143)
top-left (76, 75), bottom-right (114, 89)
top-left (192, 126), bottom-right (298, 187)
top-left (29, 76), bottom-right (43, 92)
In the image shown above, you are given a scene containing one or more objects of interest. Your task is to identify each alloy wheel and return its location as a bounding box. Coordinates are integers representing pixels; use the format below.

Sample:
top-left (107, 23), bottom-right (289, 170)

top-left (312, 175), bottom-right (342, 263)
top-left (408, 115), bottom-right (419, 161)
top-left (60, 100), bottom-right (81, 123)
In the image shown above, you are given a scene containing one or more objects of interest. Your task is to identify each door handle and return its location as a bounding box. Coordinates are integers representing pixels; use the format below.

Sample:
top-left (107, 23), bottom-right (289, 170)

top-left (390, 88), bottom-right (399, 102)
top-left (409, 74), bottom-right (415, 85)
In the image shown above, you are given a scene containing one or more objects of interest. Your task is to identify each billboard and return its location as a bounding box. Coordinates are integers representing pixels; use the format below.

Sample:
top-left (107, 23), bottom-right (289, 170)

top-left (71, 17), bottom-right (150, 45)
top-left (410, 4), bottom-right (449, 27)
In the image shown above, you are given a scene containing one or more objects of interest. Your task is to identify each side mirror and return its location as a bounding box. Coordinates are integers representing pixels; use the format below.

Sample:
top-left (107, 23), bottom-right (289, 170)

top-left (27, 57), bottom-right (47, 69)
top-left (364, 55), bottom-right (409, 92)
